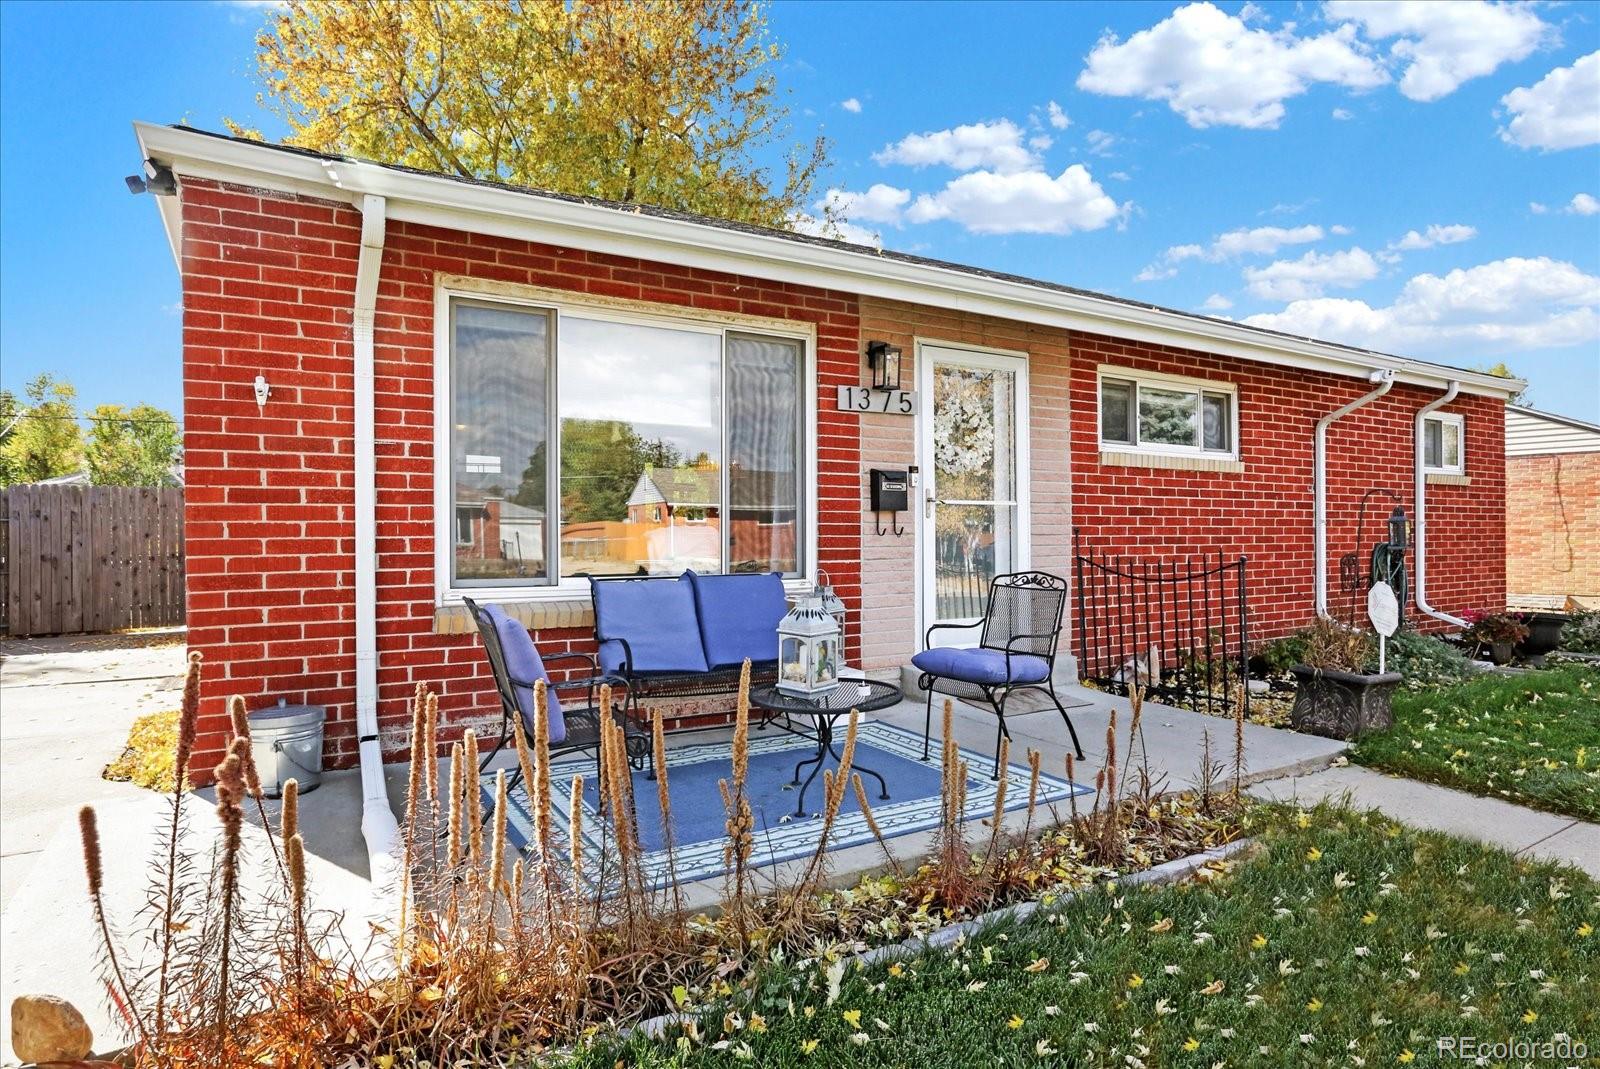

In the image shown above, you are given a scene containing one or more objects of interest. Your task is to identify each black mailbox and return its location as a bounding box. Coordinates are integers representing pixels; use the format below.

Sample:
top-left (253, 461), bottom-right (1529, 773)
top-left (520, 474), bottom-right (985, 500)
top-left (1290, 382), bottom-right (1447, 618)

top-left (870, 468), bottom-right (909, 513)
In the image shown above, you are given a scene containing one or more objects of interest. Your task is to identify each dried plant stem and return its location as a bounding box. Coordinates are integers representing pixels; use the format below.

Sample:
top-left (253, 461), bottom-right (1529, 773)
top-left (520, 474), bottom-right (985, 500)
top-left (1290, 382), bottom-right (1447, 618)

top-left (448, 741), bottom-right (466, 869)
top-left (850, 772), bottom-right (901, 875)
top-left (1232, 683), bottom-right (1247, 797)
top-left (80, 806), bottom-right (152, 1052)
top-left (464, 728), bottom-right (484, 864)
top-left (155, 649), bottom-right (202, 1037)
top-left (405, 681), bottom-right (427, 831)
top-left (286, 831), bottom-right (307, 994)
top-left (213, 739), bottom-right (249, 1055)
top-left (651, 709), bottom-right (682, 912)
top-left (1065, 753), bottom-right (1080, 827)
top-left (1022, 749), bottom-right (1042, 843)
top-left (229, 694), bottom-right (285, 880)
top-left (490, 770), bottom-right (509, 902)
top-left (981, 736), bottom-right (1011, 868)
top-left (568, 775), bottom-right (586, 892)
top-left (532, 681), bottom-right (553, 865)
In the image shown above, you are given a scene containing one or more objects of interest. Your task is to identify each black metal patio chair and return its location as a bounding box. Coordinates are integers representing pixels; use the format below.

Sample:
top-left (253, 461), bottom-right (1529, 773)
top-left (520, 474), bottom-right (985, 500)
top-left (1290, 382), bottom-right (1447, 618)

top-left (911, 570), bottom-right (1085, 779)
top-left (463, 596), bottom-right (628, 790)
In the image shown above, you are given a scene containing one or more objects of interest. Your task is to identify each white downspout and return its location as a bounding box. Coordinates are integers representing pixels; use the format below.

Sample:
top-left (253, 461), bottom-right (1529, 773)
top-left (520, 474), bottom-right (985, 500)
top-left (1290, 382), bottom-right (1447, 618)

top-left (1413, 381), bottom-right (1466, 627)
top-left (350, 192), bottom-right (403, 898)
top-left (1314, 369), bottom-right (1394, 618)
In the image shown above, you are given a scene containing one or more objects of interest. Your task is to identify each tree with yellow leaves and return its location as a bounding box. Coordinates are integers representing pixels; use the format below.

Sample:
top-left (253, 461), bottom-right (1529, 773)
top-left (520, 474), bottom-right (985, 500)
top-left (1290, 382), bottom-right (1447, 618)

top-left (237, 0), bottom-right (831, 230)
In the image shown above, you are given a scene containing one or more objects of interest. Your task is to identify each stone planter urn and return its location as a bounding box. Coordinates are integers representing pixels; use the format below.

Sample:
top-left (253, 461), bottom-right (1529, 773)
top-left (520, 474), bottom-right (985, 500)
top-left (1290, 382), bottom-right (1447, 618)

top-left (1289, 665), bottom-right (1402, 740)
top-left (1489, 641), bottom-right (1515, 666)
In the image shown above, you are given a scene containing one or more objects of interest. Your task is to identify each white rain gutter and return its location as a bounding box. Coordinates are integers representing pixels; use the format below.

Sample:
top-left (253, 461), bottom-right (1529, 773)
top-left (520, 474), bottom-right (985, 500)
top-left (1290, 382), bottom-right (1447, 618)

top-left (1413, 381), bottom-right (1466, 627)
top-left (347, 188), bottom-right (403, 901)
top-left (1314, 369), bottom-right (1395, 619)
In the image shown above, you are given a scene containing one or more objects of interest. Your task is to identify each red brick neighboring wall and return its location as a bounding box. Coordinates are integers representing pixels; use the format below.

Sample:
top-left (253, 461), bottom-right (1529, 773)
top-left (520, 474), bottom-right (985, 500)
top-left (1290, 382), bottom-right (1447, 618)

top-left (180, 177), bottom-right (861, 776)
top-left (1068, 332), bottom-right (1506, 643)
top-left (1506, 452), bottom-right (1600, 604)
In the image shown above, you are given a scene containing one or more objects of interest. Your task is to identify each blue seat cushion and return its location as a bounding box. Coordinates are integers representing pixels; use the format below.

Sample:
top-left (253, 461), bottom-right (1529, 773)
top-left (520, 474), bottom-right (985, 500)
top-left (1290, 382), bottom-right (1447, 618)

top-left (911, 646), bottom-right (1051, 687)
top-left (481, 604), bottom-right (566, 745)
top-left (590, 574), bottom-right (710, 675)
top-left (687, 571), bottom-right (787, 669)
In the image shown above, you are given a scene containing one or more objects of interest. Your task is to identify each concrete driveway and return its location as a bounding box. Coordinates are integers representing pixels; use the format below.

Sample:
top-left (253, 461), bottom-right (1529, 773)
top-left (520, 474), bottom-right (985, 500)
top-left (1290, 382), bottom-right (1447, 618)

top-left (0, 629), bottom-right (188, 909)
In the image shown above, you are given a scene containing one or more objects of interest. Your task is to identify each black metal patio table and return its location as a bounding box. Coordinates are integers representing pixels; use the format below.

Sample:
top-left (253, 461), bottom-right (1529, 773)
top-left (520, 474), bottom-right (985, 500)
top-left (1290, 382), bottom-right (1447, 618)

top-left (748, 677), bottom-right (903, 817)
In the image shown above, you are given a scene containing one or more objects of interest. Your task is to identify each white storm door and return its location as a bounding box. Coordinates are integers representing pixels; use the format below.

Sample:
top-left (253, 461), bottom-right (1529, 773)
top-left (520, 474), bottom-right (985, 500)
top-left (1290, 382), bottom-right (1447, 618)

top-left (917, 344), bottom-right (1030, 642)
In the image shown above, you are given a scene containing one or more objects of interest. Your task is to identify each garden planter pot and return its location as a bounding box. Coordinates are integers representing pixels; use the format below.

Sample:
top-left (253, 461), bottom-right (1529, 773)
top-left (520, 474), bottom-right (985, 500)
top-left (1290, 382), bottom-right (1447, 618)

top-left (1289, 665), bottom-right (1402, 740)
top-left (1490, 642), bottom-right (1515, 666)
top-left (1515, 613), bottom-right (1567, 662)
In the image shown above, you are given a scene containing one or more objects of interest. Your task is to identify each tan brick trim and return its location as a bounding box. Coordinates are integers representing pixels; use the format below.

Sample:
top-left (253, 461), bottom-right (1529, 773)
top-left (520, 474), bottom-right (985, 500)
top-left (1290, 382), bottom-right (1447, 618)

top-left (1098, 450), bottom-right (1245, 474)
top-left (434, 599), bottom-right (595, 635)
top-left (1426, 473), bottom-right (1472, 486)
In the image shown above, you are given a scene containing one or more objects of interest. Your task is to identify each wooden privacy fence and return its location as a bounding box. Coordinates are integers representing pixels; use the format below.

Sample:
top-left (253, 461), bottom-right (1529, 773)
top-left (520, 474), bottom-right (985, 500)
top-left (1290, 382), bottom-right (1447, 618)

top-left (1, 485), bottom-right (185, 637)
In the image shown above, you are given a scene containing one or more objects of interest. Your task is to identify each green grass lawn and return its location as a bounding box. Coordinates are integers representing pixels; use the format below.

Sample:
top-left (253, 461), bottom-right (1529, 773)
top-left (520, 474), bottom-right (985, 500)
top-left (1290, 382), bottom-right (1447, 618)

top-left (569, 807), bottom-right (1598, 1067)
top-left (1350, 665), bottom-right (1600, 822)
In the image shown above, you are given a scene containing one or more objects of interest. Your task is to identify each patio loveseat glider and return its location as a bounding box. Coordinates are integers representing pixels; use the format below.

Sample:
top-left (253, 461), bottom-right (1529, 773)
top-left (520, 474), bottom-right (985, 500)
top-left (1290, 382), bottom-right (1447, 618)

top-left (911, 570), bottom-right (1085, 779)
top-left (587, 570), bottom-right (790, 749)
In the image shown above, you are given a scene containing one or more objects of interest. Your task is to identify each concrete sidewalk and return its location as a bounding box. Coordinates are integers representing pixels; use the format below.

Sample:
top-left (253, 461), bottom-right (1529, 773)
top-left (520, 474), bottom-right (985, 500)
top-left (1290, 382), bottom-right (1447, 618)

top-left (1252, 763), bottom-right (1600, 877)
top-left (0, 629), bottom-right (188, 909)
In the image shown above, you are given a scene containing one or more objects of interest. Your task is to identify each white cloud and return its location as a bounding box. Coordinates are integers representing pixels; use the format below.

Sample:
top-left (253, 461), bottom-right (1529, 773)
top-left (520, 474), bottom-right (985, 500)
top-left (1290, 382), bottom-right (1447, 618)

top-left (789, 212), bottom-right (881, 248)
top-left (1085, 129), bottom-right (1118, 156)
top-left (1244, 257), bottom-right (1600, 356)
top-left (1569, 193), bottom-right (1600, 216)
top-left (1529, 201), bottom-right (1549, 215)
top-left (1139, 223), bottom-right (1329, 279)
top-left (873, 119), bottom-right (1036, 173)
top-left (1029, 134), bottom-right (1055, 151)
top-left (816, 183), bottom-right (912, 225)
top-left (1076, 1), bottom-right (1385, 129)
top-left (1202, 293), bottom-right (1235, 311)
top-left (1325, 0), bottom-right (1547, 102)
top-left (1389, 223), bottom-right (1477, 251)
top-left (1500, 51), bottom-right (1600, 151)
top-left (1244, 247), bottom-right (1380, 300)
top-left (1108, 170), bottom-right (1133, 181)
top-left (905, 165), bottom-right (1122, 235)
top-left (1047, 100), bottom-right (1071, 129)
top-left (1331, 107), bottom-right (1354, 120)
top-left (840, 97), bottom-right (863, 114)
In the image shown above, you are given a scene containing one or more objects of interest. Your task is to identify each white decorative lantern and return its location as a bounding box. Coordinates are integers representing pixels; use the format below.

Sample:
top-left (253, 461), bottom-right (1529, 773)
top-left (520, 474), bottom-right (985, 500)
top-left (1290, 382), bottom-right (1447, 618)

top-left (814, 569), bottom-right (848, 635)
top-left (777, 594), bottom-right (841, 697)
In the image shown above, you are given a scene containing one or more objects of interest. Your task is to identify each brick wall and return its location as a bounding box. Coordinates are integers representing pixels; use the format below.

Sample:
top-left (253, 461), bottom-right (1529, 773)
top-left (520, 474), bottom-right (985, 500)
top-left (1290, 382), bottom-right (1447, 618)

top-left (1506, 451), bottom-right (1600, 603)
top-left (1068, 332), bottom-right (1506, 643)
top-left (854, 297), bottom-right (1073, 674)
top-left (180, 178), bottom-right (861, 776)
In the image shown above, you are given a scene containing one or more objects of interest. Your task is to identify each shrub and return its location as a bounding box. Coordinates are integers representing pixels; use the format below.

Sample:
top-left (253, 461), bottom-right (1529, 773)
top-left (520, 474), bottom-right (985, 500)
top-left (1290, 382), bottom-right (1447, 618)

top-left (1298, 616), bottom-right (1374, 673)
top-left (1461, 608), bottom-right (1529, 648)
top-left (1384, 628), bottom-right (1471, 690)
top-left (1561, 610), bottom-right (1600, 654)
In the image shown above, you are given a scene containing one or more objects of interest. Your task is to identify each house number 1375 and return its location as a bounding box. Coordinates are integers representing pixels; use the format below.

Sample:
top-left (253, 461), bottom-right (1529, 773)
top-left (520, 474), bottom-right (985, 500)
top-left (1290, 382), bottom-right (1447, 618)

top-left (836, 386), bottom-right (917, 415)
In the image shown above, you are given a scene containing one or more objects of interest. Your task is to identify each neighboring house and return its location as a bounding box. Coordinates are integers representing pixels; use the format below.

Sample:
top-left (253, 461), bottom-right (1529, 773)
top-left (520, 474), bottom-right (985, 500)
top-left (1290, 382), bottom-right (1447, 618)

top-left (1504, 405), bottom-right (1600, 611)
top-left (132, 123), bottom-right (1518, 775)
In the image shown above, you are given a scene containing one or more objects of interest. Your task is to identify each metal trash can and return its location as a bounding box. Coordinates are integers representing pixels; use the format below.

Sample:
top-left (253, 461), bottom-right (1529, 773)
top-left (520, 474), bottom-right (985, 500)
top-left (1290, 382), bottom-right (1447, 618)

top-left (248, 700), bottom-right (326, 797)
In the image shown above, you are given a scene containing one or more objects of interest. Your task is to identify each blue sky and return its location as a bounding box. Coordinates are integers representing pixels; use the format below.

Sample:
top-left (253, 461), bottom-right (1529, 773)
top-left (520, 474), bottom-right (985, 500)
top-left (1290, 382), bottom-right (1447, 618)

top-left (2, 0), bottom-right (1597, 424)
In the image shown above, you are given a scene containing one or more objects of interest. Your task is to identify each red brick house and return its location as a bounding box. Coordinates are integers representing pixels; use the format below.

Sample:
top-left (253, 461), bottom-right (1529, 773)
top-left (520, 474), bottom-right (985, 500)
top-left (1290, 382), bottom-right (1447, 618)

top-left (132, 123), bottom-right (1518, 781)
top-left (1504, 405), bottom-right (1600, 611)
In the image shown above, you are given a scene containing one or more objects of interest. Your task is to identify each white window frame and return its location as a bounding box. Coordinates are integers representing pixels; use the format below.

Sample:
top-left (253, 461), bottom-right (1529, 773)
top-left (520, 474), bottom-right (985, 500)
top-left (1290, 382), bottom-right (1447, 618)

top-left (433, 281), bottom-right (818, 605)
top-left (1422, 412), bottom-right (1466, 476)
top-left (1095, 365), bottom-right (1240, 460)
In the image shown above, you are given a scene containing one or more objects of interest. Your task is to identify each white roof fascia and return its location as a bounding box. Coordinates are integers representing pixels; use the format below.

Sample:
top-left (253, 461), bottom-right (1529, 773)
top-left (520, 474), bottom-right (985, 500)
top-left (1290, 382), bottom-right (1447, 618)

top-left (134, 122), bottom-right (1526, 400)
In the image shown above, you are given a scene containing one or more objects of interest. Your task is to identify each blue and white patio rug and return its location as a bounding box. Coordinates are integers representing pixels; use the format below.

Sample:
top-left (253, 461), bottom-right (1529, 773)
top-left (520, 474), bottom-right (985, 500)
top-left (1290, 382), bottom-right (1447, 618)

top-left (487, 720), bottom-right (1092, 888)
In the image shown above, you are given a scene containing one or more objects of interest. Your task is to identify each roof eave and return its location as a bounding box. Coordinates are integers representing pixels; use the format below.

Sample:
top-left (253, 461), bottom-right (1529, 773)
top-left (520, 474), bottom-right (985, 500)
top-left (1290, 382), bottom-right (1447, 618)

top-left (133, 122), bottom-right (1526, 401)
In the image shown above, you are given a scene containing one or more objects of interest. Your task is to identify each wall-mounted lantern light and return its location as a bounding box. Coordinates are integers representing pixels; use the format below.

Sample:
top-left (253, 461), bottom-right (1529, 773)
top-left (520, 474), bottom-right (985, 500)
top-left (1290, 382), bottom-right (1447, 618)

top-left (866, 340), bottom-right (903, 392)
top-left (1387, 505), bottom-right (1409, 552)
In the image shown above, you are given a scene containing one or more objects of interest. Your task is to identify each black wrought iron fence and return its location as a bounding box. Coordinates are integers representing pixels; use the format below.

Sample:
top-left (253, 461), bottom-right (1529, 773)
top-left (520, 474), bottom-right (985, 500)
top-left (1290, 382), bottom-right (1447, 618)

top-left (1072, 530), bottom-right (1249, 718)
top-left (935, 532), bottom-right (991, 620)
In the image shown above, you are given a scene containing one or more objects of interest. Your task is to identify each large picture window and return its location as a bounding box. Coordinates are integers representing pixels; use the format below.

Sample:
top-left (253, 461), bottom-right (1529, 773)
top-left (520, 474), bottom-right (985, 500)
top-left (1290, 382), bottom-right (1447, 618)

top-left (1098, 369), bottom-right (1237, 459)
top-left (446, 296), bottom-right (807, 590)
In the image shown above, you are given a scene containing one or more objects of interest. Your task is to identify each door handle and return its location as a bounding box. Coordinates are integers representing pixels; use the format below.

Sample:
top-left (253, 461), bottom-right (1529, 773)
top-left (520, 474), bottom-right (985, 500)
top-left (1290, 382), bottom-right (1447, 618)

top-left (924, 489), bottom-right (937, 519)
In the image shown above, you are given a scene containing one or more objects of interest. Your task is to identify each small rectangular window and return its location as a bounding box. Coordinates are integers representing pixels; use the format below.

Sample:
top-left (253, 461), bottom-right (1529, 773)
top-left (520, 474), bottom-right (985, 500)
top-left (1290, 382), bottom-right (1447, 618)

top-left (1096, 368), bottom-right (1238, 460)
top-left (1422, 413), bottom-right (1464, 475)
top-left (1100, 379), bottom-right (1134, 444)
